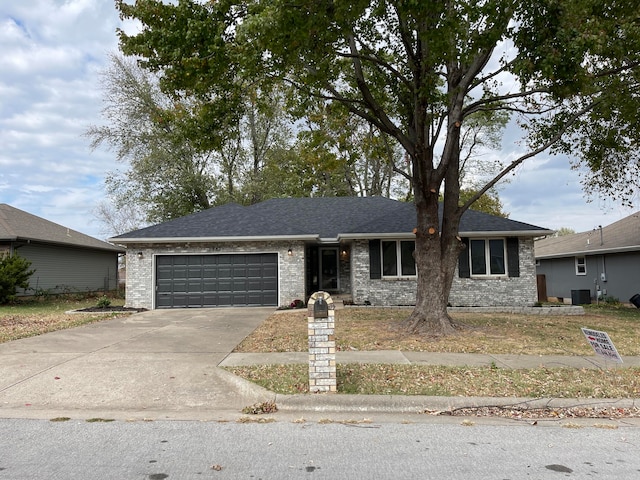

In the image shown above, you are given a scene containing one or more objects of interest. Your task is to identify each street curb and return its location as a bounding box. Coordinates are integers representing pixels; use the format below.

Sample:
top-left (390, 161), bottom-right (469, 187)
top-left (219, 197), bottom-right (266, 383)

top-left (216, 366), bottom-right (277, 402)
top-left (274, 393), bottom-right (640, 414)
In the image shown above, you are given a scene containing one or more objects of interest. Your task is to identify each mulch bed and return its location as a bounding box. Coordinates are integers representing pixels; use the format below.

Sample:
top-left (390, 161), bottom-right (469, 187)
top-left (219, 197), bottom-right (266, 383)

top-left (74, 306), bottom-right (147, 313)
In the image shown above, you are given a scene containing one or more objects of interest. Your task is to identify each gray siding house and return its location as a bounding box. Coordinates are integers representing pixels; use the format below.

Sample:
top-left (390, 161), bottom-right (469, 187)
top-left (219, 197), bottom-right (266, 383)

top-left (0, 204), bottom-right (123, 295)
top-left (111, 197), bottom-right (552, 310)
top-left (535, 213), bottom-right (640, 304)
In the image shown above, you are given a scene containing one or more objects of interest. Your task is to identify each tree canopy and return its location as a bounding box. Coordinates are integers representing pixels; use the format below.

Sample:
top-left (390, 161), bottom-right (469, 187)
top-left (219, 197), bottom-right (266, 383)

top-left (116, 0), bottom-right (640, 334)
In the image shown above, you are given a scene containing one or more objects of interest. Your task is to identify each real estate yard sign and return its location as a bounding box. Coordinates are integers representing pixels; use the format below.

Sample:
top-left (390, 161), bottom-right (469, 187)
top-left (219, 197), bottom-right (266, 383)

top-left (581, 327), bottom-right (623, 364)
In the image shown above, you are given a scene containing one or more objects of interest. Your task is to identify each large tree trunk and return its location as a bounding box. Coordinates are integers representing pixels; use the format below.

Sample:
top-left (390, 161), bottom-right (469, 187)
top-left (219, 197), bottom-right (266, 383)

top-left (400, 82), bottom-right (466, 335)
top-left (400, 194), bottom-right (464, 336)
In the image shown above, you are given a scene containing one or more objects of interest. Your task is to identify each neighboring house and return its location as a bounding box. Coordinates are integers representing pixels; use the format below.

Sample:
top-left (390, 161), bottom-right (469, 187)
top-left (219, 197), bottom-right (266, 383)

top-left (0, 204), bottom-right (123, 295)
top-left (535, 213), bottom-right (640, 304)
top-left (110, 197), bottom-right (552, 310)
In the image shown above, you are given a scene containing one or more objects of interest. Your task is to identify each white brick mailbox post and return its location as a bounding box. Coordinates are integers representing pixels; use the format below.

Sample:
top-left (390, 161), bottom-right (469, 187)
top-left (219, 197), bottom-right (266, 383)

top-left (307, 291), bottom-right (336, 393)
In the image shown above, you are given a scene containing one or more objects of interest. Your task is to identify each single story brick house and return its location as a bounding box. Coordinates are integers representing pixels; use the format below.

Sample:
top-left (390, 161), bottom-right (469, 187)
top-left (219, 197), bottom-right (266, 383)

top-left (535, 213), bottom-right (640, 304)
top-left (110, 197), bottom-right (553, 310)
top-left (0, 204), bottom-right (123, 295)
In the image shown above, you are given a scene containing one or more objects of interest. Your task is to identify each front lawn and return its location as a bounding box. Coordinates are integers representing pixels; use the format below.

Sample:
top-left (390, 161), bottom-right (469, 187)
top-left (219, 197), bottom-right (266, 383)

top-left (0, 295), bottom-right (129, 343)
top-left (228, 305), bottom-right (640, 398)
top-left (234, 305), bottom-right (640, 356)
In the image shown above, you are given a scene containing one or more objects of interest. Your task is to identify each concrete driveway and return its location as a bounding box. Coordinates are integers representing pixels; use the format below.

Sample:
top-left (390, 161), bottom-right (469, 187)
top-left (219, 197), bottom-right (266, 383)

top-left (0, 307), bottom-right (276, 421)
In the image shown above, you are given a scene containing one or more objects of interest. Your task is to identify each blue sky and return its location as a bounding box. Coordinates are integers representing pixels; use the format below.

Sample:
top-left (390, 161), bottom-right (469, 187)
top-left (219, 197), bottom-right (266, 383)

top-left (0, 1), bottom-right (636, 241)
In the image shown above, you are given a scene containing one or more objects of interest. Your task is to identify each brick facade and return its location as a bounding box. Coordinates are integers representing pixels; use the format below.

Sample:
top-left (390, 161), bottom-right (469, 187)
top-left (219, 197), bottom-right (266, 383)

top-left (124, 241), bottom-right (305, 310)
top-left (125, 237), bottom-right (537, 309)
top-left (350, 237), bottom-right (538, 307)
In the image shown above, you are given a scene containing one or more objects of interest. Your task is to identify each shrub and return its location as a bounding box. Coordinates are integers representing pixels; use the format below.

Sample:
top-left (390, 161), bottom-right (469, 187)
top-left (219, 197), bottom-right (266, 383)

top-left (0, 252), bottom-right (35, 304)
top-left (96, 296), bottom-right (112, 308)
top-left (601, 295), bottom-right (620, 305)
top-left (290, 299), bottom-right (305, 309)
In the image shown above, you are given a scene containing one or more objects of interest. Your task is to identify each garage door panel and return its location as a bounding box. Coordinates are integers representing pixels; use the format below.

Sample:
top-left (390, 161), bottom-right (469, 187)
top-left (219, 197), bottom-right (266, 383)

top-left (217, 266), bottom-right (232, 277)
top-left (187, 267), bottom-right (202, 277)
top-left (217, 279), bottom-right (233, 292)
top-left (216, 293), bottom-right (233, 306)
top-left (263, 264), bottom-right (277, 276)
top-left (171, 256), bottom-right (188, 266)
top-left (169, 294), bottom-right (188, 307)
top-left (202, 266), bottom-right (218, 277)
top-left (156, 268), bottom-right (173, 280)
top-left (156, 253), bottom-right (278, 308)
top-left (246, 278), bottom-right (264, 290)
top-left (156, 282), bottom-right (173, 294)
top-left (246, 266), bottom-right (264, 277)
top-left (171, 280), bottom-right (188, 293)
top-left (202, 279), bottom-right (218, 291)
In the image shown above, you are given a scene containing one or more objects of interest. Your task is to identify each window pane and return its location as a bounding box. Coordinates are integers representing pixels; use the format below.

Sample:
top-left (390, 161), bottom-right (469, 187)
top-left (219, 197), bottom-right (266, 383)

top-left (470, 239), bottom-right (486, 275)
top-left (489, 239), bottom-right (505, 275)
top-left (400, 241), bottom-right (416, 276)
top-left (382, 241), bottom-right (397, 276)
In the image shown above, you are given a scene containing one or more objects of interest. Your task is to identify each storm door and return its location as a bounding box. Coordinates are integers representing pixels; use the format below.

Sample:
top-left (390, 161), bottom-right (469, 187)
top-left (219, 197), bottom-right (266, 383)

top-left (319, 248), bottom-right (339, 291)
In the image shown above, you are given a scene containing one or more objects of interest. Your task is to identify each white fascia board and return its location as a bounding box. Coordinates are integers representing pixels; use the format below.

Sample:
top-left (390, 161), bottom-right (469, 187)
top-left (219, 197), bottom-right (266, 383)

top-left (337, 232), bottom-right (416, 240)
top-left (109, 234), bottom-right (319, 245)
top-left (317, 237), bottom-right (340, 244)
top-left (461, 230), bottom-right (555, 238)
top-left (536, 244), bottom-right (640, 259)
top-left (339, 230), bottom-right (553, 240)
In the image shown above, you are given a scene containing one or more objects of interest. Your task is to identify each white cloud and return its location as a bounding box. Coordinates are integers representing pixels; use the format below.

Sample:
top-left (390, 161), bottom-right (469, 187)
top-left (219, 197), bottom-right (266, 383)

top-left (0, 0), bottom-right (121, 239)
top-left (0, 1), bottom-right (637, 241)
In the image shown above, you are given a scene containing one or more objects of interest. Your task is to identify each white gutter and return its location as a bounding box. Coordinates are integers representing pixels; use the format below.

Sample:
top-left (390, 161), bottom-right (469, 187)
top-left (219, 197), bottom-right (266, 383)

top-left (339, 230), bottom-right (554, 240)
top-left (110, 229), bottom-right (554, 245)
top-left (461, 230), bottom-right (555, 238)
top-left (536, 244), bottom-right (640, 259)
top-left (336, 233), bottom-right (414, 240)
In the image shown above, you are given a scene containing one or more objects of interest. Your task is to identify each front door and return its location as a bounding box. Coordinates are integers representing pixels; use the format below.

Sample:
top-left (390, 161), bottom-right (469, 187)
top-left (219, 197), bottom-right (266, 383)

top-left (319, 248), bottom-right (339, 291)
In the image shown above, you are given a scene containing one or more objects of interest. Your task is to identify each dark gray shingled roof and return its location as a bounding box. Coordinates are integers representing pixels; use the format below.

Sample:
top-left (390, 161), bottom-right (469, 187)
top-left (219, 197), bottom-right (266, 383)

top-left (535, 212), bottom-right (640, 258)
top-left (111, 197), bottom-right (552, 243)
top-left (0, 204), bottom-right (123, 252)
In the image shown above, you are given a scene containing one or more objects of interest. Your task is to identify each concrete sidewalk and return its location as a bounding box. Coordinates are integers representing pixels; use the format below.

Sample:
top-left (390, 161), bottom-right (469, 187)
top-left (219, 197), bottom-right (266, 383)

top-left (221, 350), bottom-right (640, 420)
top-left (220, 350), bottom-right (640, 369)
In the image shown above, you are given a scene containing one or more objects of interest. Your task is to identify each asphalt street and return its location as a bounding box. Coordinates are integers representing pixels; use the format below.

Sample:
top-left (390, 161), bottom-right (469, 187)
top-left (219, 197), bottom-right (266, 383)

top-left (1, 418), bottom-right (639, 479)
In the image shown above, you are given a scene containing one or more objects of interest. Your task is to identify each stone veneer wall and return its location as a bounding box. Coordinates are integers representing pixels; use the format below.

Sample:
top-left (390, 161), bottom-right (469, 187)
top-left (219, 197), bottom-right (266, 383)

top-left (350, 237), bottom-right (538, 307)
top-left (124, 241), bottom-right (306, 310)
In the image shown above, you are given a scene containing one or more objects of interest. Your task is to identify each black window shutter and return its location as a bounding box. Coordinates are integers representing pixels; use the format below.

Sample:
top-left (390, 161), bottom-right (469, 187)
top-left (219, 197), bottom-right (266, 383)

top-left (369, 239), bottom-right (381, 279)
top-left (507, 237), bottom-right (520, 277)
top-left (458, 238), bottom-right (470, 278)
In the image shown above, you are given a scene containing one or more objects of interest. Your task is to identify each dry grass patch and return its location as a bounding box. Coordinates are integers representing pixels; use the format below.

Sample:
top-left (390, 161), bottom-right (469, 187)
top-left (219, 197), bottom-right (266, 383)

top-left (235, 306), bottom-right (640, 356)
top-left (227, 363), bottom-right (640, 398)
top-left (0, 296), bottom-right (129, 343)
top-left (230, 305), bottom-right (640, 399)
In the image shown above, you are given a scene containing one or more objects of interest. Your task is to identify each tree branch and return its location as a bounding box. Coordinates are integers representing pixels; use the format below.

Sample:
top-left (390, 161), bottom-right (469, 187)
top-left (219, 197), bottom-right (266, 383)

top-left (460, 102), bottom-right (598, 211)
top-left (336, 50), bottom-right (412, 92)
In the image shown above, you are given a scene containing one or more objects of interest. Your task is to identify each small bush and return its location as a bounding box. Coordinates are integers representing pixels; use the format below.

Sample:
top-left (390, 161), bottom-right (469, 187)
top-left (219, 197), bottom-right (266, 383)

top-left (290, 299), bottom-right (305, 309)
top-left (0, 253), bottom-right (35, 304)
top-left (601, 295), bottom-right (620, 305)
top-left (96, 296), bottom-right (112, 308)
